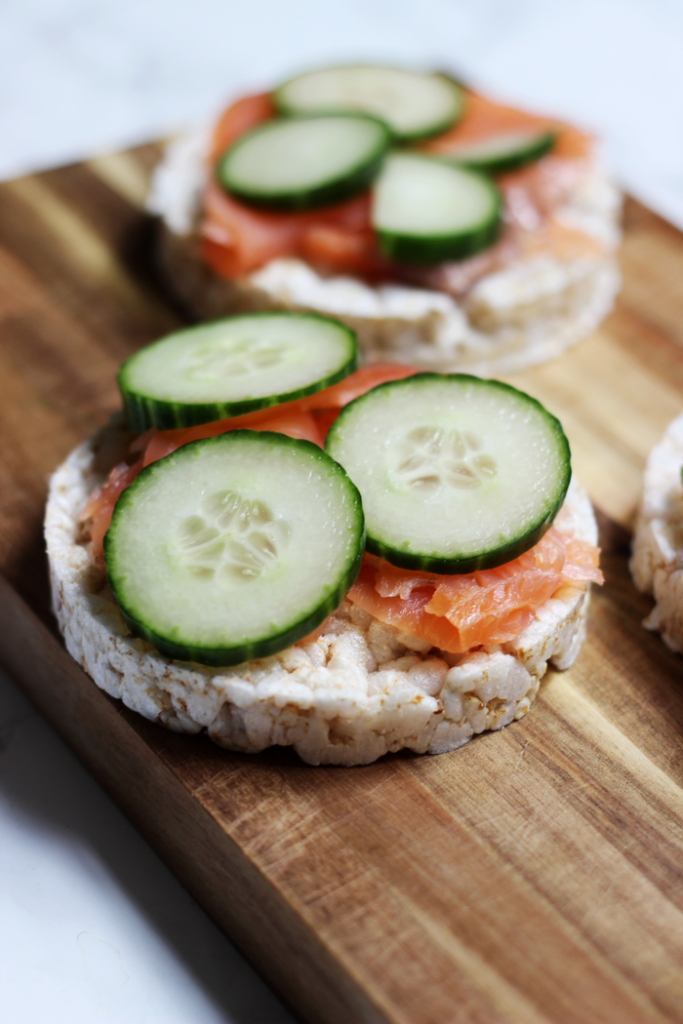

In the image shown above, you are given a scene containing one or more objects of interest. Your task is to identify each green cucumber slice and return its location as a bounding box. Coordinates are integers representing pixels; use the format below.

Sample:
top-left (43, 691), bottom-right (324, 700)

top-left (118, 312), bottom-right (358, 433)
top-left (325, 374), bottom-right (571, 574)
top-left (217, 114), bottom-right (390, 210)
top-left (105, 431), bottom-right (365, 666)
top-left (273, 65), bottom-right (464, 142)
top-left (372, 154), bottom-right (501, 265)
top-left (444, 129), bottom-right (556, 174)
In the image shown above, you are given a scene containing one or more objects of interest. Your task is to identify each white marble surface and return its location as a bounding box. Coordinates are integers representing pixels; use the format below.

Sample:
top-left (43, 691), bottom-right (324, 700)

top-left (2, 1), bottom-right (683, 1021)
top-left (0, 665), bottom-right (296, 1024)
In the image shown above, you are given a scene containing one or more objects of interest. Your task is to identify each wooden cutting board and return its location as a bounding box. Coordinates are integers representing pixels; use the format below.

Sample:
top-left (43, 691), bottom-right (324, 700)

top-left (1, 147), bottom-right (683, 1024)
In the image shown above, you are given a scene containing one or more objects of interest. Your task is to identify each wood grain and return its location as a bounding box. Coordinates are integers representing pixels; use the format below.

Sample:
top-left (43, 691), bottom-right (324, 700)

top-left (1, 148), bottom-right (683, 1024)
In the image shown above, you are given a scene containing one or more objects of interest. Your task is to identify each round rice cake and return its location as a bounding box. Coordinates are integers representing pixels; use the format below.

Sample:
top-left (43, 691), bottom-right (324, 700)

top-left (148, 127), bottom-right (620, 376)
top-left (631, 411), bottom-right (683, 651)
top-left (46, 419), bottom-right (598, 766)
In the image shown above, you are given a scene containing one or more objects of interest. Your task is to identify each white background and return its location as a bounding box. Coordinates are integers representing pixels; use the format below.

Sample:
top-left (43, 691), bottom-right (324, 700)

top-left (2, 1), bottom-right (683, 1021)
top-left (5, 0), bottom-right (683, 223)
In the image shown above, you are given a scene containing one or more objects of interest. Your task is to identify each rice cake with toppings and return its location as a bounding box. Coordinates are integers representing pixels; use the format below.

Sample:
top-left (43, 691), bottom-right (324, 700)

top-left (46, 418), bottom-right (598, 766)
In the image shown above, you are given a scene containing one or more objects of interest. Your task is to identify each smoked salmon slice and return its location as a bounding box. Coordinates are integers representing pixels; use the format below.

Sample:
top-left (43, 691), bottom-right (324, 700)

top-left (209, 93), bottom-right (275, 162)
top-left (80, 461), bottom-right (140, 562)
top-left (348, 527), bottom-right (602, 654)
top-left (201, 184), bottom-right (386, 278)
top-left (200, 89), bottom-right (601, 283)
top-left (423, 90), bottom-right (590, 161)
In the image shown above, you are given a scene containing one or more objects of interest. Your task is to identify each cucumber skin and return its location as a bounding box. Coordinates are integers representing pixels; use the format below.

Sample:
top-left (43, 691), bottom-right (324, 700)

top-left (365, 505), bottom-right (566, 575)
top-left (216, 114), bottom-right (391, 212)
top-left (326, 373), bottom-right (572, 574)
top-left (272, 68), bottom-right (465, 143)
top-left (376, 212), bottom-right (501, 266)
top-left (450, 130), bottom-right (556, 176)
top-left (117, 312), bottom-right (358, 433)
top-left (103, 431), bottom-right (366, 667)
top-left (375, 169), bottom-right (503, 266)
top-left (113, 569), bottom-right (361, 667)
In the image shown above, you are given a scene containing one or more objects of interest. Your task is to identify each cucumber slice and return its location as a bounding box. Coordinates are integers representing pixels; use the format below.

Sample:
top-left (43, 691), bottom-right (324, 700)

top-left (445, 129), bottom-right (556, 174)
top-left (217, 114), bottom-right (390, 211)
top-left (105, 431), bottom-right (365, 666)
top-left (118, 312), bottom-right (358, 432)
top-left (372, 154), bottom-right (501, 265)
top-left (274, 65), bottom-right (464, 142)
top-left (325, 374), bottom-right (571, 574)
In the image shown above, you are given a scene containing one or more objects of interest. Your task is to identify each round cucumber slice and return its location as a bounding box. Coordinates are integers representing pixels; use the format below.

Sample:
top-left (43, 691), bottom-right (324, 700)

top-left (118, 312), bottom-right (358, 432)
top-left (105, 431), bottom-right (366, 666)
top-left (274, 65), bottom-right (464, 142)
top-left (325, 374), bottom-right (571, 574)
top-left (445, 129), bottom-right (556, 174)
top-left (217, 114), bottom-right (390, 210)
top-left (372, 154), bottom-right (501, 265)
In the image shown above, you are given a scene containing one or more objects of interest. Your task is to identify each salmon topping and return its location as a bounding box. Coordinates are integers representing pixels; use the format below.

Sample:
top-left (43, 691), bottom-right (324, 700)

top-left (422, 90), bottom-right (590, 161)
top-left (209, 92), bottom-right (275, 163)
top-left (348, 526), bottom-right (602, 654)
top-left (201, 182), bottom-right (391, 278)
top-left (80, 461), bottom-right (140, 562)
top-left (200, 89), bottom-right (601, 285)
